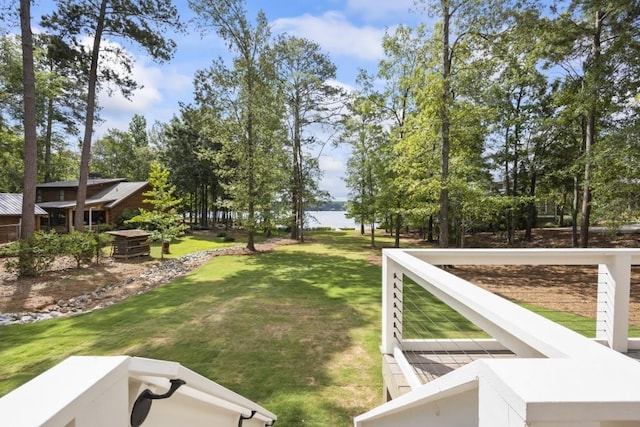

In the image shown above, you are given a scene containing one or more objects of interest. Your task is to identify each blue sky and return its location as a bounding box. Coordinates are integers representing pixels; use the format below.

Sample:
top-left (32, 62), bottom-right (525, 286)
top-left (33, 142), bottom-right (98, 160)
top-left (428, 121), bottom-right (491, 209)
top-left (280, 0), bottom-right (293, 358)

top-left (30, 0), bottom-right (424, 200)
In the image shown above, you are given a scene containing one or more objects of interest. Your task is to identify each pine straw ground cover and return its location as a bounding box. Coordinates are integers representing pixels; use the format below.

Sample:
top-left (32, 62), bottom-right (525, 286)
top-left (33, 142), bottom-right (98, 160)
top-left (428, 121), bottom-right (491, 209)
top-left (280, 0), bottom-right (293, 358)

top-left (1, 228), bottom-right (640, 426)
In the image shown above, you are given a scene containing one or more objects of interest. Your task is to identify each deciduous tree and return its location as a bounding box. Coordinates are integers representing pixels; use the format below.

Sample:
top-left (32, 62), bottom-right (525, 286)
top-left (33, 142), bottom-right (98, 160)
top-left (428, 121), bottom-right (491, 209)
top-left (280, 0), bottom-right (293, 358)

top-left (92, 114), bottom-right (155, 180)
top-left (191, 0), bottom-right (286, 250)
top-left (414, 0), bottom-right (517, 247)
top-left (273, 35), bottom-right (339, 242)
top-left (19, 0), bottom-right (37, 239)
top-left (544, 0), bottom-right (640, 246)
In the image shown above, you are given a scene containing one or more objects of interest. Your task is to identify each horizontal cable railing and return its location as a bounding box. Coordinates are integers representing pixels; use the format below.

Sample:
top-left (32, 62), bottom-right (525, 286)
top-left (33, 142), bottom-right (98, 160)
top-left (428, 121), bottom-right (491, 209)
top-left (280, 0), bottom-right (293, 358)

top-left (358, 248), bottom-right (640, 427)
top-left (384, 248), bottom-right (640, 357)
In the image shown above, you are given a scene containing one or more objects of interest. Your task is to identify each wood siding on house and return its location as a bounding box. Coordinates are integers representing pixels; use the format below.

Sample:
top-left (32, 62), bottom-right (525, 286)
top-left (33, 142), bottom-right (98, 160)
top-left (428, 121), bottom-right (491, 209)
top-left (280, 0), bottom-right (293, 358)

top-left (107, 184), bottom-right (151, 225)
top-left (38, 181), bottom-right (121, 203)
top-left (0, 215), bottom-right (42, 243)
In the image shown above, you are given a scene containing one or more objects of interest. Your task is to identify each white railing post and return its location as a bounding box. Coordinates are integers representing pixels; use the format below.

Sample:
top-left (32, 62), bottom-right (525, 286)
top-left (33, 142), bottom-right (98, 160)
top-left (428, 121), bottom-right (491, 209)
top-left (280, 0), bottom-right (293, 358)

top-left (596, 254), bottom-right (631, 352)
top-left (382, 251), bottom-right (403, 354)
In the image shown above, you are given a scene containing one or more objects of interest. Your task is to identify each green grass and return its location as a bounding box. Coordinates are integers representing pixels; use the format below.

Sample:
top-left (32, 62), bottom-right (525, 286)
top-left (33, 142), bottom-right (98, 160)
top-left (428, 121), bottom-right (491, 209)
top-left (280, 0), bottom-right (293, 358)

top-left (148, 232), bottom-right (240, 258)
top-left (0, 230), bottom-right (387, 426)
top-left (148, 229), bottom-right (284, 258)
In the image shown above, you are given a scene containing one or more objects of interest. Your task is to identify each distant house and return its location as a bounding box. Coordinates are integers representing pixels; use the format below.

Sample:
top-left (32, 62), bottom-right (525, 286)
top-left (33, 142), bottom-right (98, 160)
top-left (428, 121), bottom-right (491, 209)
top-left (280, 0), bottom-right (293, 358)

top-left (36, 178), bottom-right (151, 232)
top-left (0, 193), bottom-right (48, 243)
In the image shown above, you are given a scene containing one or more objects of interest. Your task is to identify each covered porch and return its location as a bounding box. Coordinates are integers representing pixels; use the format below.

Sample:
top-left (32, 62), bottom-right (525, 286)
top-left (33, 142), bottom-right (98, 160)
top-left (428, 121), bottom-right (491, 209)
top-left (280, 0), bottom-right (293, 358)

top-left (38, 200), bottom-right (109, 232)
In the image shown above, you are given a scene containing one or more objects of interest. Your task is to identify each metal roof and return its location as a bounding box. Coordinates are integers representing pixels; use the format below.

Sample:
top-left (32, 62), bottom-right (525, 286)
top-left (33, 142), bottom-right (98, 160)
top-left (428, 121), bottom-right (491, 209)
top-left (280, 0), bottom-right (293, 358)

top-left (0, 193), bottom-right (48, 216)
top-left (37, 200), bottom-right (79, 209)
top-left (36, 178), bottom-right (125, 188)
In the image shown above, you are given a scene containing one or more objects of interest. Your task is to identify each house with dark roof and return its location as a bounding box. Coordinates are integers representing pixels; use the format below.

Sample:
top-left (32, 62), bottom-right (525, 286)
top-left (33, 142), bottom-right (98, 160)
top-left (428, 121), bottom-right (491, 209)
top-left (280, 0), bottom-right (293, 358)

top-left (0, 193), bottom-right (48, 243)
top-left (36, 179), bottom-right (151, 232)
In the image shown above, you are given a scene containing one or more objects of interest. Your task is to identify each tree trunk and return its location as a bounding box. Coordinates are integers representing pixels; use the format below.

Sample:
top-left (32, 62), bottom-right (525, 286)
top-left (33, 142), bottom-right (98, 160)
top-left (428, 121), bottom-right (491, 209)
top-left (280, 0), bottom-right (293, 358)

top-left (20, 0), bottom-right (38, 240)
top-left (560, 191), bottom-right (567, 227)
top-left (572, 176), bottom-right (579, 248)
top-left (438, 0), bottom-right (451, 248)
top-left (211, 181), bottom-right (218, 228)
top-left (394, 213), bottom-right (401, 248)
top-left (75, 0), bottom-right (107, 231)
top-left (246, 77), bottom-right (256, 252)
top-left (504, 125), bottom-right (514, 245)
top-left (580, 10), bottom-right (602, 248)
top-left (296, 138), bottom-right (305, 243)
top-left (524, 172), bottom-right (537, 241)
top-left (290, 195), bottom-right (298, 239)
top-left (370, 222), bottom-right (375, 247)
top-left (44, 97), bottom-right (54, 182)
top-left (202, 182), bottom-right (208, 228)
top-left (290, 147), bottom-right (300, 240)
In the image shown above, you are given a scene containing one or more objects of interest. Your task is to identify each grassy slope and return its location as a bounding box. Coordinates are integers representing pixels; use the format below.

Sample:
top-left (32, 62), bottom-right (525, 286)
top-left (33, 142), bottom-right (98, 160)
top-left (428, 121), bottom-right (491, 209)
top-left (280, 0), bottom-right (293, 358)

top-left (0, 231), bottom-right (389, 426)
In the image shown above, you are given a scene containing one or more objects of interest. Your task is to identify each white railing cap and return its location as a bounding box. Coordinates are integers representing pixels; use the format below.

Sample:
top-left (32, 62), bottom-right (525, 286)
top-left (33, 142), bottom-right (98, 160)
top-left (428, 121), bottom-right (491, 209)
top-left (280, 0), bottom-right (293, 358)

top-left (390, 247), bottom-right (640, 265)
top-left (0, 356), bottom-right (276, 426)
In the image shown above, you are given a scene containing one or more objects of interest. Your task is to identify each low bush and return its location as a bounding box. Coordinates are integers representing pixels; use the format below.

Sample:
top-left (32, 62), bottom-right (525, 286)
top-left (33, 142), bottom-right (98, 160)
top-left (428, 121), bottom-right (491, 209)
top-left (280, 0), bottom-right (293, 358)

top-left (5, 231), bottom-right (61, 277)
top-left (5, 230), bottom-right (115, 276)
top-left (97, 224), bottom-right (114, 233)
top-left (93, 232), bottom-right (114, 265)
top-left (61, 231), bottom-right (96, 269)
top-left (0, 242), bottom-right (18, 258)
top-left (216, 231), bottom-right (227, 238)
top-left (222, 235), bottom-right (235, 242)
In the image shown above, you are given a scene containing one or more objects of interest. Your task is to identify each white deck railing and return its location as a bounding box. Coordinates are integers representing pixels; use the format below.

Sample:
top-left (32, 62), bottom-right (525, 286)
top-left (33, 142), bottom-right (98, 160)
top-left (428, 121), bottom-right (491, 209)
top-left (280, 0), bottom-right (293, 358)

top-left (356, 248), bottom-right (640, 427)
top-left (0, 356), bottom-right (276, 427)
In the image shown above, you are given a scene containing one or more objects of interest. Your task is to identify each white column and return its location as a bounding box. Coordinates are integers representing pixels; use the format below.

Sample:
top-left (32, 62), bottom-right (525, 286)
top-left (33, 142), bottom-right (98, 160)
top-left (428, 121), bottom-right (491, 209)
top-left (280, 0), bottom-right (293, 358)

top-left (596, 254), bottom-right (631, 352)
top-left (382, 252), bottom-right (403, 354)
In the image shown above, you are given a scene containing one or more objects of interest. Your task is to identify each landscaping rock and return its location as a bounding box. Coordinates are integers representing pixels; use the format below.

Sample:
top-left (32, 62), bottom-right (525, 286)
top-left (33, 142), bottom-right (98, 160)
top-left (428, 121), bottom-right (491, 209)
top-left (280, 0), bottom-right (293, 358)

top-left (0, 239), bottom-right (290, 326)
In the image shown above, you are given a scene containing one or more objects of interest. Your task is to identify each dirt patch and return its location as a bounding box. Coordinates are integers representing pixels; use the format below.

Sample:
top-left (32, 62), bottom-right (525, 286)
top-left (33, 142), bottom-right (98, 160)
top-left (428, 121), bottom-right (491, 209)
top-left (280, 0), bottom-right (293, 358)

top-left (368, 228), bottom-right (640, 327)
top-left (0, 237), bottom-right (298, 317)
top-left (452, 264), bottom-right (640, 327)
top-left (0, 259), bottom-right (149, 313)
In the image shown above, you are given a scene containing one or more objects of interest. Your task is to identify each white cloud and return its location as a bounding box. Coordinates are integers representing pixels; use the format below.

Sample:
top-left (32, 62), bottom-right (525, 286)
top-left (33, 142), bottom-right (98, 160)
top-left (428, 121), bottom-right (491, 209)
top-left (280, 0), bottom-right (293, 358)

top-left (315, 151), bottom-right (349, 200)
top-left (272, 12), bottom-right (386, 60)
top-left (98, 65), bottom-right (162, 114)
top-left (82, 38), bottom-right (192, 135)
top-left (320, 173), bottom-right (349, 200)
top-left (319, 154), bottom-right (346, 173)
top-left (346, 0), bottom-right (416, 21)
top-left (327, 78), bottom-right (356, 94)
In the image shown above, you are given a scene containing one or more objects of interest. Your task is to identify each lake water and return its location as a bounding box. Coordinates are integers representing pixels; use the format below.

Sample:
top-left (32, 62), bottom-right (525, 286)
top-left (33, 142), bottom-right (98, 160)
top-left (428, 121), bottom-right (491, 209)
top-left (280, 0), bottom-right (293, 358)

top-left (306, 211), bottom-right (359, 229)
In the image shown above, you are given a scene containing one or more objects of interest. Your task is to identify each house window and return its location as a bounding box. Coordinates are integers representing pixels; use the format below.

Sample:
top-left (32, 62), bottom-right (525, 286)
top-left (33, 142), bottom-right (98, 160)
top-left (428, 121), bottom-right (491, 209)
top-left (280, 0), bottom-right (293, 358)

top-left (36, 190), bottom-right (41, 203)
top-left (58, 190), bottom-right (64, 201)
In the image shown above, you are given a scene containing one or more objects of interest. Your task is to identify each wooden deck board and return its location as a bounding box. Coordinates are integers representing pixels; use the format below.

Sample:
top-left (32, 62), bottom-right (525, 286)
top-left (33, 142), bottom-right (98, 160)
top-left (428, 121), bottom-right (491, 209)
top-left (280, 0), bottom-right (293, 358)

top-left (382, 349), bottom-right (640, 399)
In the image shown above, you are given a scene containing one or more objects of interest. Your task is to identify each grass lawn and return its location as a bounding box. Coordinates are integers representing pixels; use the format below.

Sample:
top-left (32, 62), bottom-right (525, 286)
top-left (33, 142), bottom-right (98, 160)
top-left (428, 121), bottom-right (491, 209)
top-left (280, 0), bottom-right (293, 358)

top-left (147, 230), bottom-right (251, 258)
top-left (0, 230), bottom-right (390, 426)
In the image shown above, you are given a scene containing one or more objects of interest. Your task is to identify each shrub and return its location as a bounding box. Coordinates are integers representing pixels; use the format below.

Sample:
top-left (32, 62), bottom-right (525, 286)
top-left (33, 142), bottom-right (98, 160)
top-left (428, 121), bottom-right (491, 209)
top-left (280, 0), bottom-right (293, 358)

top-left (117, 208), bottom-right (140, 229)
top-left (0, 242), bottom-right (18, 258)
top-left (216, 231), bottom-right (227, 238)
top-left (61, 231), bottom-right (96, 269)
top-left (222, 235), bottom-right (235, 242)
top-left (5, 231), bottom-right (61, 277)
top-left (93, 232), bottom-right (114, 265)
top-left (97, 223), bottom-right (114, 233)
